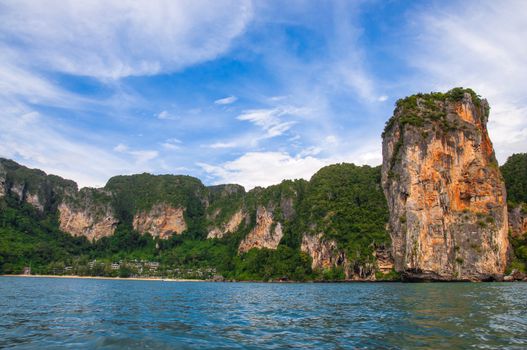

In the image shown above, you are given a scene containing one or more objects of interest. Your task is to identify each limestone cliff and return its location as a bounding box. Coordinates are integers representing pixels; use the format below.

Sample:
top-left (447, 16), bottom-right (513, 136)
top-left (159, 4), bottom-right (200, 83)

top-left (58, 203), bottom-right (117, 241)
top-left (207, 209), bottom-right (245, 239)
top-left (3, 178), bottom-right (45, 212)
top-left (133, 203), bottom-right (187, 239)
top-left (58, 188), bottom-right (118, 241)
top-left (25, 193), bottom-right (44, 212)
top-left (382, 88), bottom-right (509, 280)
top-left (300, 233), bottom-right (350, 277)
top-left (238, 206), bottom-right (283, 253)
top-left (300, 233), bottom-right (393, 280)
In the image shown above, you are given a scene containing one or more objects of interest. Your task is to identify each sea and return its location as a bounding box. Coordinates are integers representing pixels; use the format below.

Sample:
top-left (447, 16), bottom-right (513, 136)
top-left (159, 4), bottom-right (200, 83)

top-left (0, 277), bottom-right (526, 349)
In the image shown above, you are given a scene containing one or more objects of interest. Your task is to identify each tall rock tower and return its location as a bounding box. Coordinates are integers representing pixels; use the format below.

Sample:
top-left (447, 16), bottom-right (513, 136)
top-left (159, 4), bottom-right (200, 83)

top-left (381, 88), bottom-right (509, 281)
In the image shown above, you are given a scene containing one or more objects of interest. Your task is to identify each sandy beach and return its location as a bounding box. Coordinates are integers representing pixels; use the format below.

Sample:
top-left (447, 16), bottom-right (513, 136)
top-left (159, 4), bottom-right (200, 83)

top-left (0, 274), bottom-right (207, 282)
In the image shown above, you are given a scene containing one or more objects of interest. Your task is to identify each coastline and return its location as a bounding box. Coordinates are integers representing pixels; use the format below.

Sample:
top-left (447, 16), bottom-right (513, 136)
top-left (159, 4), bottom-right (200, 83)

top-left (0, 274), bottom-right (389, 283)
top-left (0, 274), bottom-right (207, 282)
top-left (2, 274), bottom-right (524, 283)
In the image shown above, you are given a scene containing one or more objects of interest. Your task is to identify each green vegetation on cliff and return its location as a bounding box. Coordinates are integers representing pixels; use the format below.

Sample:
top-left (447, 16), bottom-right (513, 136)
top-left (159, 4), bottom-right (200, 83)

top-left (106, 174), bottom-right (208, 238)
top-left (382, 87), bottom-right (487, 137)
top-left (0, 158), bottom-right (390, 280)
top-left (501, 153), bottom-right (527, 205)
top-left (298, 164), bottom-right (389, 266)
top-left (501, 153), bottom-right (527, 272)
top-left (0, 197), bottom-right (91, 274)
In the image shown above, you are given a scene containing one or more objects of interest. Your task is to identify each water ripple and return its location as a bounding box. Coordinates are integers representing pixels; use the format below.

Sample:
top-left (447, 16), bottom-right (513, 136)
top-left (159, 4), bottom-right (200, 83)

top-left (0, 278), bottom-right (526, 349)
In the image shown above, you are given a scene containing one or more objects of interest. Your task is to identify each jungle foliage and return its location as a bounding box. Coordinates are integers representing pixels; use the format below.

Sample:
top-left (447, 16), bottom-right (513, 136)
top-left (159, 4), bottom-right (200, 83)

top-left (0, 158), bottom-right (392, 280)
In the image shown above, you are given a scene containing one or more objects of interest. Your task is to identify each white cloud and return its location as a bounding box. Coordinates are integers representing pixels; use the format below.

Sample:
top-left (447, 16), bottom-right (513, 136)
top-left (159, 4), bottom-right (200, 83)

top-left (289, 135), bottom-right (301, 142)
top-left (157, 110), bottom-right (178, 120)
top-left (0, 0), bottom-right (253, 79)
top-left (161, 143), bottom-right (179, 150)
top-left (377, 95), bottom-right (388, 102)
top-left (0, 49), bottom-right (91, 110)
top-left (113, 143), bottom-right (128, 153)
top-left (0, 108), bottom-right (141, 188)
top-left (298, 146), bottom-right (322, 157)
top-left (324, 135), bottom-right (338, 144)
top-left (0, 1), bottom-right (253, 188)
top-left (237, 106), bottom-right (308, 138)
top-left (209, 142), bottom-right (238, 149)
top-left (199, 152), bottom-right (327, 189)
top-left (214, 96), bottom-right (238, 105)
top-left (113, 143), bottom-right (158, 162)
top-left (199, 139), bottom-right (382, 189)
top-left (161, 138), bottom-right (182, 150)
top-left (411, 0), bottom-right (527, 164)
top-left (166, 138), bottom-right (182, 144)
top-left (129, 150), bottom-right (159, 163)
top-left (268, 96), bottom-right (288, 102)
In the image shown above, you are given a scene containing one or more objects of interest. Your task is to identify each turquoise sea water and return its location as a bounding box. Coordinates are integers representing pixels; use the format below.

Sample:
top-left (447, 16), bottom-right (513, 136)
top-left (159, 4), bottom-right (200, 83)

top-left (0, 277), bottom-right (526, 349)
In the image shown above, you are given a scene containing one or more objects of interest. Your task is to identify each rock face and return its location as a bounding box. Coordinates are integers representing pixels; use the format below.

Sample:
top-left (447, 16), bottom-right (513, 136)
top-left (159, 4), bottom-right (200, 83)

top-left (381, 89), bottom-right (509, 280)
top-left (207, 210), bottom-right (244, 239)
top-left (301, 233), bottom-right (350, 277)
top-left (301, 233), bottom-right (394, 280)
top-left (375, 247), bottom-right (394, 274)
top-left (58, 188), bottom-right (118, 241)
top-left (59, 202), bottom-right (118, 241)
top-left (133, 203), bottom-right (187, 239)
top-left (238, 206), bottom-right (283, 253)
top-left (25, 193), bottom-right (44, 212)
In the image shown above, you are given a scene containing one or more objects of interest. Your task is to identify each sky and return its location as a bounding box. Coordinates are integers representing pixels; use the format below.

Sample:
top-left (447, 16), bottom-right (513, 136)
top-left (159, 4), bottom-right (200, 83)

top-left (0, 0), bottom-right (526, 190)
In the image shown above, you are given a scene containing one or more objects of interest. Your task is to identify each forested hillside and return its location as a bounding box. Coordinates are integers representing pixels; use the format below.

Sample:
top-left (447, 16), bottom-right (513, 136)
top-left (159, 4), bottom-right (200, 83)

top-left (501, 153), bottom-right (527, 273)
top-left (0, 158), bottom-right (391, 281)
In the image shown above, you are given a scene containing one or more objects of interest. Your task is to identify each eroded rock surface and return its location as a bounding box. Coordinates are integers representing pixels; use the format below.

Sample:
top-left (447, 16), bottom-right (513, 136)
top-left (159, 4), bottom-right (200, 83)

top-left (207, 210), bottom-right (244, 239)
top-left (238, 207), bottom-right (283, 253)
top-left (59, 202), bottom-right (118, 241)
top-left (301, 233), bottom-right (348, 273)
top-left (301, 233), bottom-right (393, 280)
top-left (25, 193), bottom-right (44, 212)
top-left (382, 90), bottom-right (509, 280)
top-left (375, 247), bottom-right (394, 274)
top-left (133, 203), bottom-right (187, 239)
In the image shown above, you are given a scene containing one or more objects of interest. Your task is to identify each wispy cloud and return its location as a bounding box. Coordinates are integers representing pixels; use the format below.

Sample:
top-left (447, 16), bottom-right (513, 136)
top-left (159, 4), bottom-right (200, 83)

top-left (1, 0), bottom-right (523, 192)
top-left (214, 96), bottom-right (238, 105)
top-left (128, 150), bottom-right (159, 163)
top-left (208, 142), bottom-right (238, 149)
top-left (157, 110), bottom-right (178, 120)
top-left (0, 0), bottom-right (253, 79)
top-left (237, 106), bottom-right (308, 138)
top-left (199, 151), bottom-right (326, 189)
top-left (199, 139), bottom-right (382, 190)
top-left (113, 143), bottom-right (158, 163)
top-left (409, 0), bottom-right (527, 163)
top-left (161, 138), bottom-right (182, 150)
top-left (113, 143), bottom-right (129, 153)
top-left (0, 1), bottom-right (256, 187)
top-left (0, 109), bottom-right (130, 187)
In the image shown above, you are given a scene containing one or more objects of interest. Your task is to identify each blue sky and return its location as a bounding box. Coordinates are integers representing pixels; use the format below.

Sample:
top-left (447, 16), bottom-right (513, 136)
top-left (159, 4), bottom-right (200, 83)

top-left (0, 0), bottom-right (526, 189)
